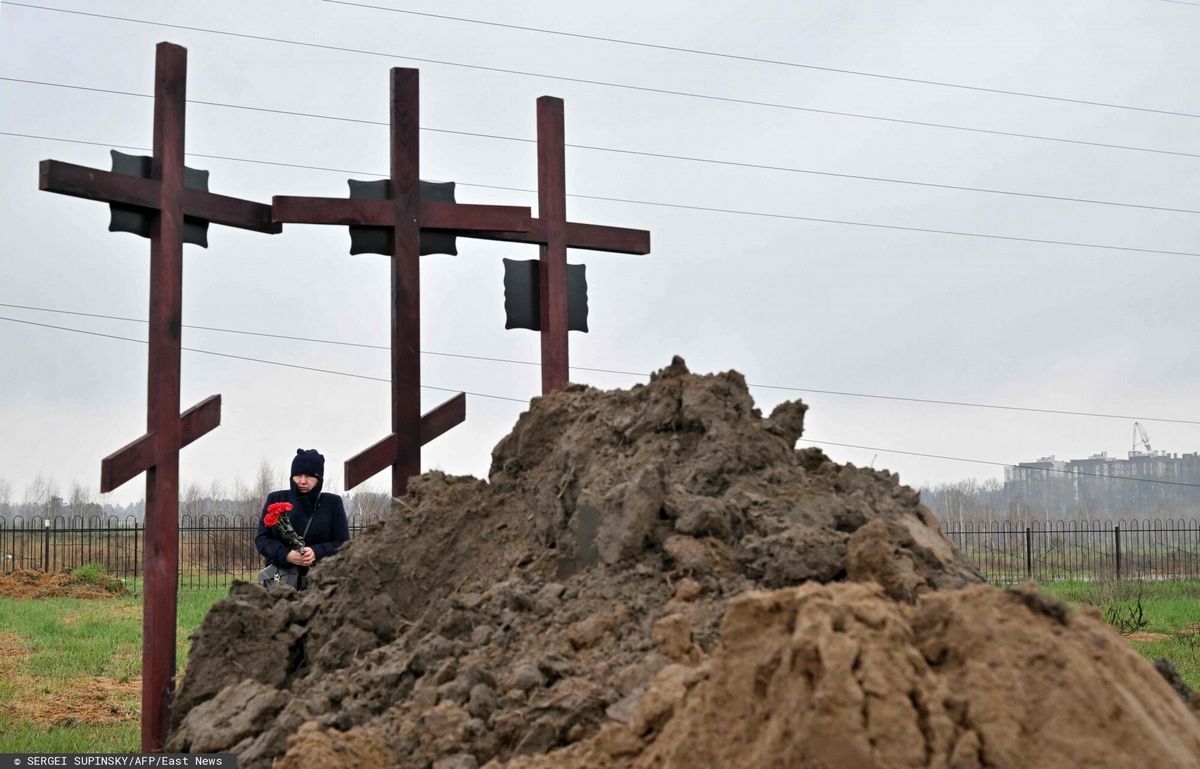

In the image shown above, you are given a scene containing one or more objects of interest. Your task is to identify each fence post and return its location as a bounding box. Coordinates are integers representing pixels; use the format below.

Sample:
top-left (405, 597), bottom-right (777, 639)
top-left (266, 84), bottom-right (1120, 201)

top-left (1025, 527), bottom-right (1032, 579)
top-left (42, 520), bottom-right (50, 572)
top-left (1114, 525), bottom-right (1122, 581)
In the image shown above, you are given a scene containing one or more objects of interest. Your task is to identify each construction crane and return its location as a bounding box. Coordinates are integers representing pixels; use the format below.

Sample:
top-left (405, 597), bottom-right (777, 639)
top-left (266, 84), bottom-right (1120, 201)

top-left (1132, 422), bottom-right (1153, 455)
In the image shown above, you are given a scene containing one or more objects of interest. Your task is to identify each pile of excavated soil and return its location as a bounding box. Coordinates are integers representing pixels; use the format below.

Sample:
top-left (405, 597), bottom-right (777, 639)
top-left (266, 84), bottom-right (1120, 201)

top-left (168, 358), bottom-right (1200, 769)
top-left (0, 568), bottom-right (126, 599)
top-left (499, 583), bottom-right (1200, 769)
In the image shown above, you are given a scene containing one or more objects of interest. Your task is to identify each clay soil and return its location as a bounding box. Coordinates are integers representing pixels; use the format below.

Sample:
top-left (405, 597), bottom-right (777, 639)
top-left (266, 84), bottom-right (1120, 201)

top-left (168, 359), bottom-right (1200, 769)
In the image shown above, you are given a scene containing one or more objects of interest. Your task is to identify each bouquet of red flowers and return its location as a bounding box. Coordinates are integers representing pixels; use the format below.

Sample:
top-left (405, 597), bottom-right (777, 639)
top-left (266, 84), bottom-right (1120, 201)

top-left (264, 501), bottom-right (306, 552)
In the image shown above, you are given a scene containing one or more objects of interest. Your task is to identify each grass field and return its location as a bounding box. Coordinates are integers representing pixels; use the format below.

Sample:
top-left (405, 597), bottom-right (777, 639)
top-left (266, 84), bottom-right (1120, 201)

top-left (0, 580), bottom-right (231, 752)
top-left (1041, 579), bottom-right (1200, 689)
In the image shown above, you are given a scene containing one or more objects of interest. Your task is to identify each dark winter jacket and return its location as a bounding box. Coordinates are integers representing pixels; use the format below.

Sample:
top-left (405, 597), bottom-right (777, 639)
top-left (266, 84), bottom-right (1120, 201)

top-left (255, 477), bottom-right (349, 570)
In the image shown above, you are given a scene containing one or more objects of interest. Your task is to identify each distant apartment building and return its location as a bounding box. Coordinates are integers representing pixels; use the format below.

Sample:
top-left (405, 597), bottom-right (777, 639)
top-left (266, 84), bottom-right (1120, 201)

top-left (1006, 451), bottom-right (1200, 485)
top-left (1004, 456), bottom-right (1068, 484)
top-left (1004, 450), bottom-right (1200, 517)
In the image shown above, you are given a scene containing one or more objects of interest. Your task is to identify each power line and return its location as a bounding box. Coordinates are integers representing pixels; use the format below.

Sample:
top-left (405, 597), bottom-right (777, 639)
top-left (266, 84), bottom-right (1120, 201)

top-left (0, 301), bottom-right (393, 350)
top-left (8, 129), bottom-right (1200, 259)
top-left (748, 383), bottom-right (1200, 427)
top-left (7, 2), bottom-right (1200, 162)
top-left (4, 313), bottom-right (1197, 491)
top-left (0, 76), bottom-right (393, 128)
top-left (553, 191), bottom-right (1200, 258)
top-left (0, 314), bottom-right (529, 403)
top-left (7, 76), bottom-right (1200, 216)
top-left (556, 142), bottom-right (1200, 215)
top-left (324, 0), bottom-right (1200, 122)
top-left (806, 440), bottom-right (1200, 488)
top-left (0, 130), bottom-right (386, 178)
top-left (5, 302), bottom-right (1200, 426)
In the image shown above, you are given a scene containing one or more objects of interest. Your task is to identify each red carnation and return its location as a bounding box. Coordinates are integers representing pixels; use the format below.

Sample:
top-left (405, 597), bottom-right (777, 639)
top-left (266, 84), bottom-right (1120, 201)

top-left (263, 501), bottom-right (306, 552)
top-left (264, 501), bottom-right (292, 528)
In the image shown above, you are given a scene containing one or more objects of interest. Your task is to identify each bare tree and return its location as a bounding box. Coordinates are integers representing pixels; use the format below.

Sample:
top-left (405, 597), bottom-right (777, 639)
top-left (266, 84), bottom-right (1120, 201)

top-left (253, 459), bottom-right (277, 504)
top-left (201, 479), bottom-right (226, 519)
top-left (230, 460), bottom-right (279, 522)
top-left (181, 483), bottom-right (205, 522)
top-left (0, 477), bottom-right (11, 517)
top-left (207, 479), bottom-right (227, 504)
top-left (349, 485), bottom-right (391, 521)
top-left (230, 475), bottom-right (251, 522)
top-left (23, 474), bottom-right (61, 521)
top-left (67, 481), bottom-right (99, 521)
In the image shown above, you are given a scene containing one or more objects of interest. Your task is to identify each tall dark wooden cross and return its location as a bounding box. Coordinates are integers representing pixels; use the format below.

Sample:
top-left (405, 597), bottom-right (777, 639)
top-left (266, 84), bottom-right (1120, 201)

top-left (273, 68), bottom-right (532, 497)
top-left (38, 42), bottom-right (278, 752)
top-left (473, 97), bottom-right (651, 394)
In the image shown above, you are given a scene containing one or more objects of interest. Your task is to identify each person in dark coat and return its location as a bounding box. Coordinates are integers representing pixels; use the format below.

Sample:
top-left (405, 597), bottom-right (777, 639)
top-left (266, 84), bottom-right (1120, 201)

top-left (255, 448), bottom-right (349, 588)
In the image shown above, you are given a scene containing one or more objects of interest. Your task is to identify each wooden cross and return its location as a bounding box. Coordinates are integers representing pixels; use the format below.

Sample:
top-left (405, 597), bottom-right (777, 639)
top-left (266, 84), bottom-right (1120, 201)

top-left (473, 97), bottom-right (651, 394)
top-left (273, 68), bottom-right (532, 497)
top-left (38, 42), bottom-right (278, 752)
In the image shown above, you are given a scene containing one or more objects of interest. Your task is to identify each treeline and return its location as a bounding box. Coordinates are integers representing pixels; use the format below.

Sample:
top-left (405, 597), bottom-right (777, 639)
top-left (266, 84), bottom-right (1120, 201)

top-left (0, 461), bottom-right (394, 523)
top-left (920, 476), bottom-right (1200, 525)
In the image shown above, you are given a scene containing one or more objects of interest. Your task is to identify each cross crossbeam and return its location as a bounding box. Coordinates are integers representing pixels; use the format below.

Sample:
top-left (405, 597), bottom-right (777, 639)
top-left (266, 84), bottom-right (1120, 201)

top-left (344, 392), bottom-right (465, 489)
top-left (99, 394), bottom-right (223, 492)
top-left (39, 160), bottom-right (277, 232)
top-left (37, 42), bottom-right (278, 753)
top-left (470, 97), bottom-right (650, 394)
top-left (273, 68), bottom-right (532, 497)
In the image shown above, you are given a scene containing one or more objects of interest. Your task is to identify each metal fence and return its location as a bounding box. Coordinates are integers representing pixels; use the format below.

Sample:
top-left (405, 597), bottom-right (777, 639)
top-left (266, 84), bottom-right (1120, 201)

top-left (939, 518), bottom-right (1200, 583)
top-left (0, 513), bottom-right (382, 592)
top-left (8, 515), bottom-right (1200, 590)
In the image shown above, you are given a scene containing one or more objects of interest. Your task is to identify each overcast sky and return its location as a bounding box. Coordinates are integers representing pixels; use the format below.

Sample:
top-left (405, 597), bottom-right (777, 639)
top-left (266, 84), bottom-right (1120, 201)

top-left (3, 0), bottom-right (1199, 505)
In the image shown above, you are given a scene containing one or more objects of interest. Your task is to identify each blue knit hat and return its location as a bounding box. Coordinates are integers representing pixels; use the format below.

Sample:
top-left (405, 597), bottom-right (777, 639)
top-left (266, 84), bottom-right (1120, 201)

top-left (290, 448), bottom-right (325, 478)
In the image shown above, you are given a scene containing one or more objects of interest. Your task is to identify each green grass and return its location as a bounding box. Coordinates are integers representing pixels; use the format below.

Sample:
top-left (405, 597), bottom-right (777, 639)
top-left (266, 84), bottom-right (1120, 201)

top-left (68, 563), bottom-right (125, 593)
top-left (4, 597), bottom-right (142, 679)
top-left (1039, 579), bottom-right (1200, 688)
top-left (0, 585), bottom-right (231, 752)
top-left (0, 721), bottom-right (140, 753)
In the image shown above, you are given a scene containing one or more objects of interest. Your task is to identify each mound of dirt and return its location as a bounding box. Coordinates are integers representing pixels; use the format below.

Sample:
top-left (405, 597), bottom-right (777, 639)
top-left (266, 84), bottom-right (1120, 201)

top-left (167, 358), bottom-right (1199, 768)
top-left (0, 568), bottom-right (127, 599)
top-left (497, 583), bottom-right (1200, 769)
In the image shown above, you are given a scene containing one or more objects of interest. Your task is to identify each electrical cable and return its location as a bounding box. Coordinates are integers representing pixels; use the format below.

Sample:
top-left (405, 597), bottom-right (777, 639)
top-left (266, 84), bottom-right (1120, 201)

top-left (323, 0), bottom-right (1200, 122)
top-left (5, 2), bottom-right (1200, 161)
top-left (4, 313), bottom-right (1197, 490)
top-left (4, 301), bottom-right (1200, 426)
top-left (0, 314), bottom-right (529, 403)
top-left (6, 76), bottom-right (1200, 216)
top-left (7, 129), bottom-right (1200, 259)
top-left (805, 440), bottom-right (1200, 488)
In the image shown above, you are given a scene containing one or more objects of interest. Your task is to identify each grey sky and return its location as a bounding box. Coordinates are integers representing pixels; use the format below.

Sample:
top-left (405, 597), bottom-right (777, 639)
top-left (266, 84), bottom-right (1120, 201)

top-left (2, 0), bottom-right (1199, 504)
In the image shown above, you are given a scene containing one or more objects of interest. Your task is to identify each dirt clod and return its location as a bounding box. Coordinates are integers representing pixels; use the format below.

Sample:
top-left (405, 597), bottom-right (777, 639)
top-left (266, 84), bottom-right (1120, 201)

top-left (168, 359), bottom-right (1200, 768)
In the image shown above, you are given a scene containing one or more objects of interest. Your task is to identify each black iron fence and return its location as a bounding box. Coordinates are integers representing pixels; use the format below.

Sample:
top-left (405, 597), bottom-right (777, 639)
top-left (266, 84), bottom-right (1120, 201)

top-left (0, 513), bottom-right (381, 592)
top-left (7, 515), bottom-right (1200, 590)
top-left (939, 518), bottom-right (1200, 583)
